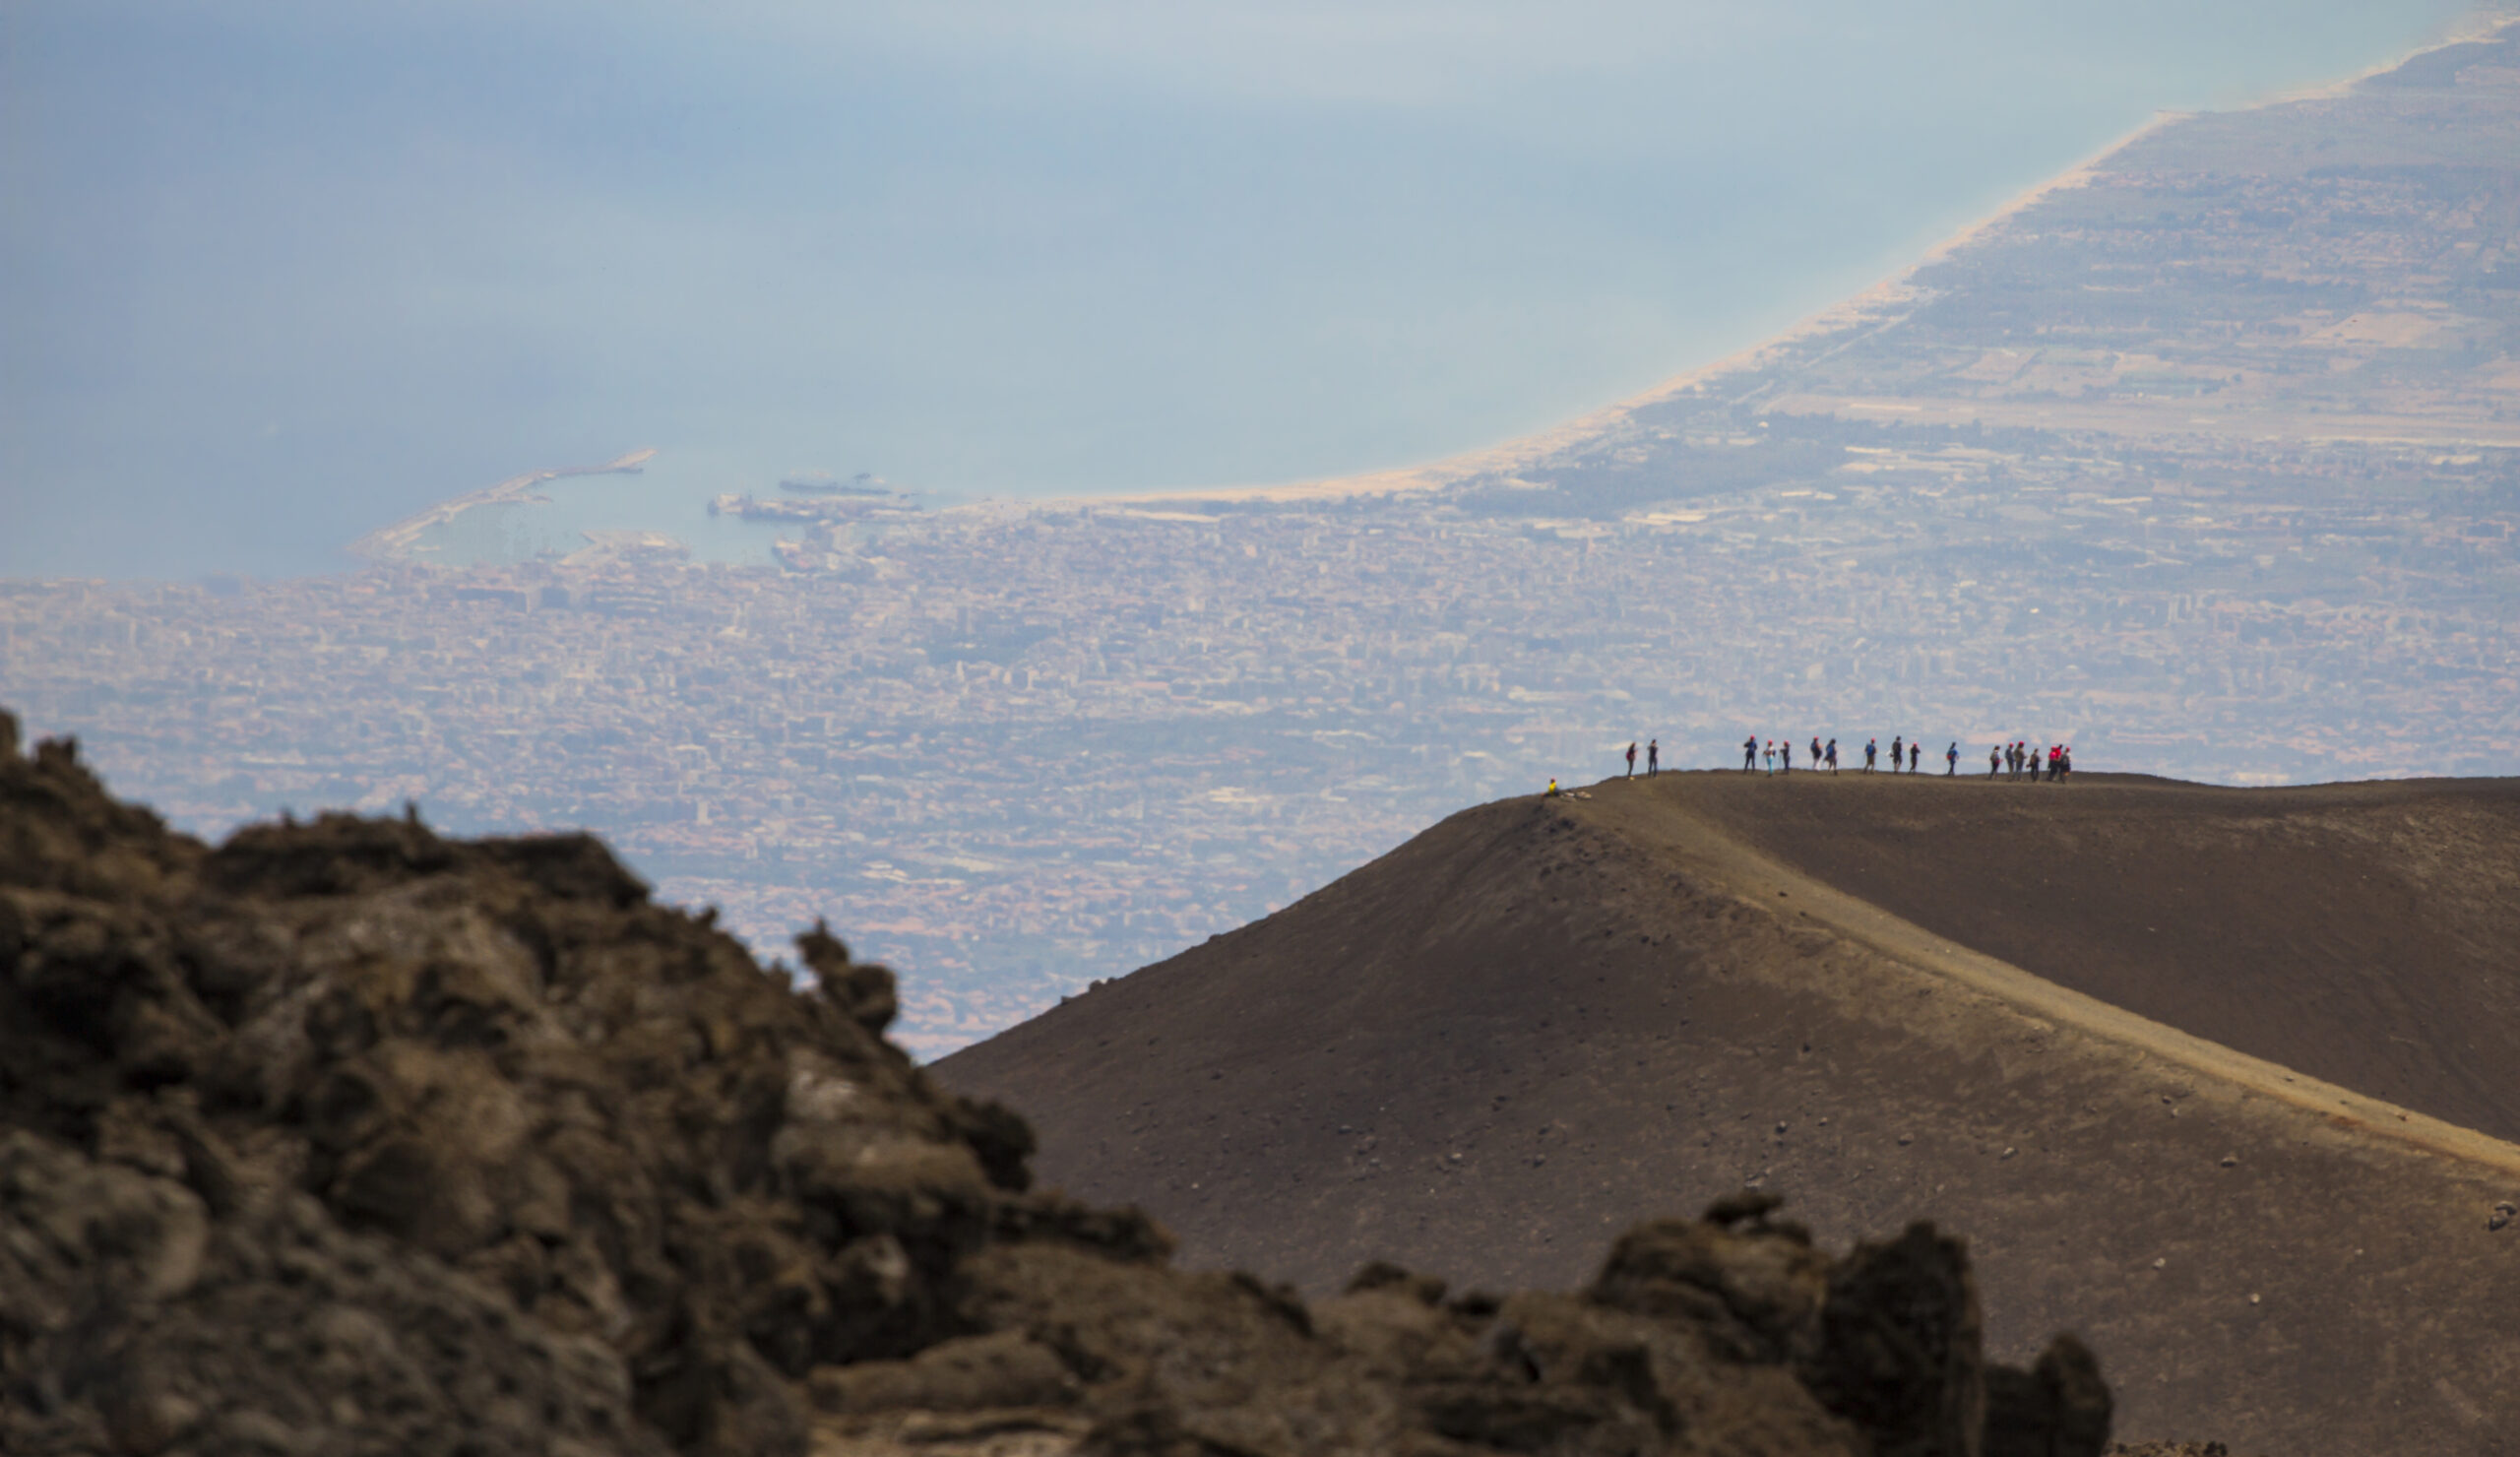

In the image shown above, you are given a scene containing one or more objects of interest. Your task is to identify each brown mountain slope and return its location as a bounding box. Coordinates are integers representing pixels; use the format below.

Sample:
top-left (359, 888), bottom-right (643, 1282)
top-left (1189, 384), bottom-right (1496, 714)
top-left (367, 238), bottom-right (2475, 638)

top-left (1678, 771), bottom-right (2520, 1145)
top-left (936, 772), bottom-right (2520, 1456)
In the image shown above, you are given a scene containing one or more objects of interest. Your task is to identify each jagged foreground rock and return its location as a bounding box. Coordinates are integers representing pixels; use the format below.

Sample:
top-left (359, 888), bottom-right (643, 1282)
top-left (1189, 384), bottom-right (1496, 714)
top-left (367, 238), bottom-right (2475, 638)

top-left (0, 710), bottom-right (2110, 1457)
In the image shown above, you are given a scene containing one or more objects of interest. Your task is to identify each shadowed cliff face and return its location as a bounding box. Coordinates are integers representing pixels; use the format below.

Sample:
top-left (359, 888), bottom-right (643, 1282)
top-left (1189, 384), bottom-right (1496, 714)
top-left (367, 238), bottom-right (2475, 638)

top-left (0, 708), bottom-right (2110, 1457)
top-left (936, 772), bottom-right (2520, 1456)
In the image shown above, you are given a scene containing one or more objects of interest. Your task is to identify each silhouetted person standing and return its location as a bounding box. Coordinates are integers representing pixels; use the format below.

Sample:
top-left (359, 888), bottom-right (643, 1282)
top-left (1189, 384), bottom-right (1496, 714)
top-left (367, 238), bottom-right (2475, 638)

top-left (1626, 741), bottom-right (1637, 779)
top-left (1744, 735), bottom-right (1758, 772)
top-left (1988, 745), bottom-right (2001, 777)
top-left (1647, 739), bottom-right (1659, 775)
top-left (1891, 735), bottom-right (1904, 774)
top-left (1864, 738), bottom-right (1878, 772)
top-left (1782, 740), bottom-right (1794, 773)
top-left (1909, 741), bottom-right (1922, 773)
top-left (1826, 738), bottom-right (1839, 774)
top-left (1946, 742), bottom-right (1958, 776)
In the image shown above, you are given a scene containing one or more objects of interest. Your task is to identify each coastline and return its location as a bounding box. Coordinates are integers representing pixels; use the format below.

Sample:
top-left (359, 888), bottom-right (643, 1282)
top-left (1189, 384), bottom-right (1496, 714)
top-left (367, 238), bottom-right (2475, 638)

top-left (347, 447), bottom-right (659, 564)
top-left (1040, 8), bottom-right (2516, 513)
top-left (344, 12), bottom-right (2520, 538)
top-left (1032, 112), bottom-right (2174, 512)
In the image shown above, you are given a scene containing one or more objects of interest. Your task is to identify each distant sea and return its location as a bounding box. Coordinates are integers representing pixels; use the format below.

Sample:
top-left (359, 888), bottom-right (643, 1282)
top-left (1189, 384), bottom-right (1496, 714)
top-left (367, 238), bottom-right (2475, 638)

top-left (1, 1), bottom-right (2487, 578)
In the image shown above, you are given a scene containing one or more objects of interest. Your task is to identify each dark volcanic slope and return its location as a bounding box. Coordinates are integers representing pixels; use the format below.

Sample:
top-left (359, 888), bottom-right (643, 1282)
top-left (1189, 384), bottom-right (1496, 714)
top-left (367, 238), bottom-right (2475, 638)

top-left (1680, 771), bottom-right (2520, 1144)
top-left (937, 773), bottom-right (2520, 1457)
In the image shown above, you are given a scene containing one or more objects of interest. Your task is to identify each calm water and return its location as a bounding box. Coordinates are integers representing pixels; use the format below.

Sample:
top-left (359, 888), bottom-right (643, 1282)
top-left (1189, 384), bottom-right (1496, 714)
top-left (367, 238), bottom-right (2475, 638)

top-left (2, 1), bottom-right (2485, 578)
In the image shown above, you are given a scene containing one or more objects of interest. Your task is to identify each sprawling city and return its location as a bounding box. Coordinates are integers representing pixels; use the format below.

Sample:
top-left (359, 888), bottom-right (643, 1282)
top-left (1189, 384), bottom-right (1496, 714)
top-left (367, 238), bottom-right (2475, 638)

top-left (8, 22), bottom-right (2518, 1055)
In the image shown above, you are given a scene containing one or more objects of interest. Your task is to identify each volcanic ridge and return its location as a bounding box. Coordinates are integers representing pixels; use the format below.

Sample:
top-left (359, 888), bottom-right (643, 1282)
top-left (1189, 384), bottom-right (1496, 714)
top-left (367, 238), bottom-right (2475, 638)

top-left (940, 768), bottom-right (2520, 1456)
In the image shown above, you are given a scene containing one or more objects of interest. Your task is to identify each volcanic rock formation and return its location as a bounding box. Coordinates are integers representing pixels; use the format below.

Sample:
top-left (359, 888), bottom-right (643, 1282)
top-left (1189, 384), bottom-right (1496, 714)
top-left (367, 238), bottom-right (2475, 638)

top-left (0, 709), bottom-right (2110, 1457)
top-left (939, 771), bottom-right (2520, 1456)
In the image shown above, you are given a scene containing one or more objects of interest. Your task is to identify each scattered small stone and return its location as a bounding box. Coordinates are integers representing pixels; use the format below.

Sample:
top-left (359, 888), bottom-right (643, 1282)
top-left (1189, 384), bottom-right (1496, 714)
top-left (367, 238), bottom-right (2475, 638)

top-left (2151, 1257), bottom-right (2167, 1270)
top-left (1703, 1189), bottom-right (1786, 1227)
top-left (2219, 1155), bottom-right (2237, 1169)
top-left (2489, 1201), bottom-right (2516, 1233)
top-left (1999, 1147), bottom-right (2016, 1160)
top-left (2248, 1294), bottom-right (2261, 1305)
top-left (1775, 1121), bottom-right (1789, 1135)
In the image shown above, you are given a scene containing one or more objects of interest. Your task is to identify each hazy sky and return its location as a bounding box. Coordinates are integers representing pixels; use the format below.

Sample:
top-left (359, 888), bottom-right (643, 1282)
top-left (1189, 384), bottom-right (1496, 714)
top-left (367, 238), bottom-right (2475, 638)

top-left (1, 0), bottom-right (2483, 578)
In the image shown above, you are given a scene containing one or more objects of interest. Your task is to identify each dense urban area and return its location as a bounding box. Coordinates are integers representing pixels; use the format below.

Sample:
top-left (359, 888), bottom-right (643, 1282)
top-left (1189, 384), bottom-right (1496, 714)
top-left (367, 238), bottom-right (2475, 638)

top-left (6, 22), bottom-right (2517, 1055)
top-left (9, 453), bottom-right (2516, 1052)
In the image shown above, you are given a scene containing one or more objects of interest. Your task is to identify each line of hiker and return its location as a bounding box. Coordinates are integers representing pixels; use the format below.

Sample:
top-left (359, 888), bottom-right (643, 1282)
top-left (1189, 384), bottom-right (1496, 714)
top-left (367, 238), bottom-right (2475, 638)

top-left (1735, 734), bottom-right (1908, 775)
top-left (1716, 734), bottom-right (2072, 780)
top-left (1989, 741), bottom-right (2072, 781)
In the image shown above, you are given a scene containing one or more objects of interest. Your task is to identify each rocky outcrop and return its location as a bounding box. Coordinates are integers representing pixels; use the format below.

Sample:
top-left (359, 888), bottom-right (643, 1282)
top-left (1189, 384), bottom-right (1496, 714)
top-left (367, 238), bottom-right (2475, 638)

top-left (0, 709), bottom-right (2112, 1456)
